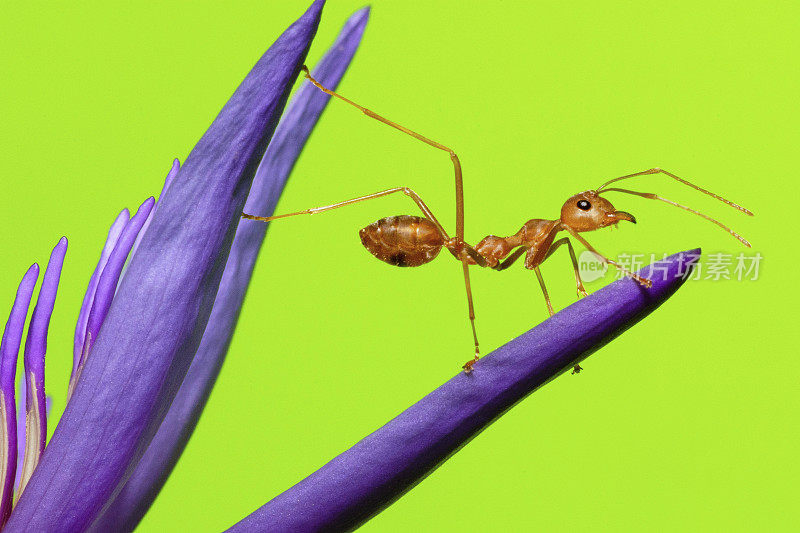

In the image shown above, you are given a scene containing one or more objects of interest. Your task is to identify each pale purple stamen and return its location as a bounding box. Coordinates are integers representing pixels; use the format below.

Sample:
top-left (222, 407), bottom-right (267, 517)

top-left (72, 209), bottom-right (129, 382)
top-left (12, 396), bottom-right (23, 492)
top-left (0, 264), bottom-right (39, 527)
top-left (17, 238), bottom-right (67, 497)
top-left (13, 397), bottom-right (52, 493)
top-left (70, 197), bottom-right (154, 395)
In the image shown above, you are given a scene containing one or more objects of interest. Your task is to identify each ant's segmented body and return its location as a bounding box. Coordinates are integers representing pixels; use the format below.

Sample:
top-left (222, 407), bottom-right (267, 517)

top-left (243, 66), bottom-right (753, 373)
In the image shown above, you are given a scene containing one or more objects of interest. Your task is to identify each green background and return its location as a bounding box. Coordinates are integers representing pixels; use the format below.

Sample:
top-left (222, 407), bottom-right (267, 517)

top-left (1, 0), bottom-right (796, 531)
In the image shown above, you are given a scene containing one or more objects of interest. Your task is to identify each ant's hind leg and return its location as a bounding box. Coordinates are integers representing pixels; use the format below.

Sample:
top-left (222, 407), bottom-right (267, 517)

top-left (243, 187), bottom-right (451, 239)
top-left (300, 65), bottom-right (469, 243)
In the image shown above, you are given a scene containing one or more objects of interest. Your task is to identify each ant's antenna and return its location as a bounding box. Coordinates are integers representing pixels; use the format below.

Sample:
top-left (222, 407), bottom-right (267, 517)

top-left (599, 187), bottom-right (751, 247)
top-left (596, 168), bottom-right (752, 247)
top-left (596, 168), bottom-right (754, 216)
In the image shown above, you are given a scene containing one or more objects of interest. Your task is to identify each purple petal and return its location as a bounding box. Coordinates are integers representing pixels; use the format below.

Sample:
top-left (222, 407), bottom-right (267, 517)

top-left (80, 197), bottom-right (155, 359)
top-left (241, 7), bottom-right (371, 222)
top-left (69, 199), bottom-right (155, 401)
top-left (127, 159), bottom-right (181, 266)
top-left (18, 238), bottom-right (67, 496)
top-left (6, 2), bottom-right (324, 531)
top-left (228, 249), bottom-right (700, 532)
top-left (73, 209), bottom-right (129, 381)
top-left (0, 263), bottom-right (39, 527)
top-left (93, 7), bottom-right (370, 530)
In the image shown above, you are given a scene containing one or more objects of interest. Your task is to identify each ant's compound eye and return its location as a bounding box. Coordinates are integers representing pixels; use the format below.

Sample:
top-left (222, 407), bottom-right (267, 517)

top-left (577, 200), bottom-right (591, 211)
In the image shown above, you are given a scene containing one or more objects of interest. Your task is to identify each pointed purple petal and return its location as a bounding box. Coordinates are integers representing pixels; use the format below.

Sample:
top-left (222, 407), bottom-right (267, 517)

top-left (0, 263), bottom-right (38, 527)
top-left (163, 158), bottom-right (181, 192)
top-left (81, 197), bottom-right (154, 359)
top-left (73, 209), bottom-right (129, 379)
top-left (93, 7), bottom-right (370, 529)
top-left (6, 2), bottom-right (324, 531)
top-left (70, 200), bottom-right (154, 400)
top-left (18, 238), bottom-right (67, 496)
top-left (228, 250), bottom-right (700, 532)
top-left (127, 159), bottom-right (181, 264)
top-left (243, 6), bottom-right (370, 221)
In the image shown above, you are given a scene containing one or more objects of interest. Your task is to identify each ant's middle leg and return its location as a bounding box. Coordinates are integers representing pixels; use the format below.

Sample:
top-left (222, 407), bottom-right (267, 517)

top-left (542, 238), bottom-right (588, 375)
top-left (460, 260), bottom-right (481, 373)
top-left (545, 238), bottom-right (589, 297)
top-left (533, 264), bottom-right (583, 375)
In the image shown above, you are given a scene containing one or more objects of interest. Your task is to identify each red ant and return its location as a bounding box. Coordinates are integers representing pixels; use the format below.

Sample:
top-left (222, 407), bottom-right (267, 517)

top-left (243, 66), bottom-right (753, 374)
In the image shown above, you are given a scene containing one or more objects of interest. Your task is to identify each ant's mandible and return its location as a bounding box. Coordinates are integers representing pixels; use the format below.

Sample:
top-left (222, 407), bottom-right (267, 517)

top-left (243, 65), bottom-right (753, 374)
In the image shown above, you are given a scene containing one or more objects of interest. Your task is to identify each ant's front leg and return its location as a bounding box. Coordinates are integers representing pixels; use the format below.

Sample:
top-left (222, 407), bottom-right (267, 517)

top-left (564, 228), bottom-right (652, 288)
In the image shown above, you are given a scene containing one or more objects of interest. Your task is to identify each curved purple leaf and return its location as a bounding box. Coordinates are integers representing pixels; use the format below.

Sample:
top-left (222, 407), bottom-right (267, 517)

top-left (92, 7), bottom-right (370, 530)
top-left (6, 2), bottom-right (325, 531)
top-left (228, 249), bottom-right (700, 532)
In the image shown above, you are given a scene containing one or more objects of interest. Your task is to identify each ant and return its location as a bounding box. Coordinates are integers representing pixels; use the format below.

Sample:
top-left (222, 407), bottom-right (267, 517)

top-left (243, 66), bottom-right (753, 374)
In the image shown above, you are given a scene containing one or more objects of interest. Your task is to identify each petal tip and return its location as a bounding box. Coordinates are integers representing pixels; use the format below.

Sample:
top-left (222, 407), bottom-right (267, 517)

top-left (342, 6), bottom-right (370, 34)
top-left (303, 0), bottom-right (326, 20)
top-left (353, 5), bottom-right (371, 19)
top-left (680, 247), bottom-right (701, 266)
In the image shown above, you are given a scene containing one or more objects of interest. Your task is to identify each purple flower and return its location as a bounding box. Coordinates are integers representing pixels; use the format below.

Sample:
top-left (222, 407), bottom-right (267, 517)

top-left (0, 1), bottom-right (371, 530)
top-left (0, 1), bottom-right (702, 531)
top-left (228, 250), bottom-right (699, 532)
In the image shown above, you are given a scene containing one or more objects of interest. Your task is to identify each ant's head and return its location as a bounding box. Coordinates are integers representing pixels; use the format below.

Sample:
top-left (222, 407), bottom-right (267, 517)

top-left (560, 190), bottom-right (636, 232)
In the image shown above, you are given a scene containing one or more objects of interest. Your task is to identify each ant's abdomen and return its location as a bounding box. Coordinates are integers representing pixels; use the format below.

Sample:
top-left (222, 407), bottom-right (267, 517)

top-left (359, 215), bottom-right (443, 267)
